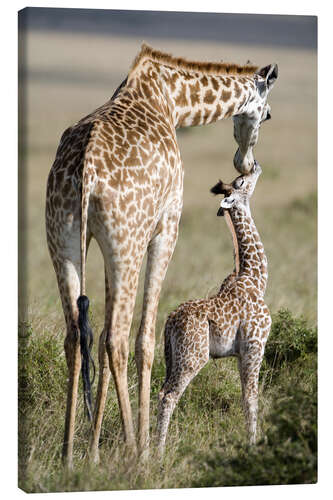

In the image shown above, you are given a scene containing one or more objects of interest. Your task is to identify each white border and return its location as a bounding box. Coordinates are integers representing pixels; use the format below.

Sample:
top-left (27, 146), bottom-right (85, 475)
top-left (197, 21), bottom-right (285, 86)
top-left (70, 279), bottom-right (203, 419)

top-left (2, 1), bottom-right (330, 498)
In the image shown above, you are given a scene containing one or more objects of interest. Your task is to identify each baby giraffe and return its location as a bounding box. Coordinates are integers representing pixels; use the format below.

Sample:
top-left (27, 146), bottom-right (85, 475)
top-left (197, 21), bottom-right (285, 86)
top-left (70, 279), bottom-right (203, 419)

top-left (156, 162), bottom-right (271, 454)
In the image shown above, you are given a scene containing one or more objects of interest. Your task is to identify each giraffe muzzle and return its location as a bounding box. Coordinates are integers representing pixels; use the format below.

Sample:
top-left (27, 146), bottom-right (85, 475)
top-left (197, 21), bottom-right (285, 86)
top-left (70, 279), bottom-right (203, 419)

top-left (252, 160), bottom-right (262, 176)
top-left (233, 148), bottom-right (255, 175)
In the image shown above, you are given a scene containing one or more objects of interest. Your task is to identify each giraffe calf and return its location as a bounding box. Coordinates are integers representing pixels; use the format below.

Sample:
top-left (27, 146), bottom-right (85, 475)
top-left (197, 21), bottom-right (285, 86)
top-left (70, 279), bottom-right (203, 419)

top-left (156, 162), bottom-right (271, 455)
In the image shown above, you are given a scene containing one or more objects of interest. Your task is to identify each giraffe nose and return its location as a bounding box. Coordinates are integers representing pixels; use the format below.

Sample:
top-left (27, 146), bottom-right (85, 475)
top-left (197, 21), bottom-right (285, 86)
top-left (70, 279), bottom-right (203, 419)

top-left (253, 161), bottom-right (262, 175)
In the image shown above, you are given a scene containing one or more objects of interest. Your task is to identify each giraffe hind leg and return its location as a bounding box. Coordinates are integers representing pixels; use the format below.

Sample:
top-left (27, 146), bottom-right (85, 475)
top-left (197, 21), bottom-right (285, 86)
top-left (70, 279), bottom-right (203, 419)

top-left (157, 326), bottom-right (209, 456)
top-left (91, 228), bottom-right (146, 454)
top-left (53, 256), bottom-right (83, 468)
top-left (134, 213), bottom-right (180, 455)
top-left (157, 367), bottom-right (205, 456)
top-left (89, 269), bottom-right (111, 464)
top-left (46, 215), bottom-right (93, 468)
top-left (103, 268), bottom-right (141, 452)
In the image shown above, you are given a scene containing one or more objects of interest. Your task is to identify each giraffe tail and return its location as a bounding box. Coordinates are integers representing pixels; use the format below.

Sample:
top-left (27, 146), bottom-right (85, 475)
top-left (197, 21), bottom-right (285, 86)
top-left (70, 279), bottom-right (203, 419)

top-left (77, 152), bottom-right (95, 421)
top-left (158, 320), bottom-right (173, 403)
top-left (164, 319), bottom-right (173, 381)
top-left (77, 295), bottom-right (95, 421)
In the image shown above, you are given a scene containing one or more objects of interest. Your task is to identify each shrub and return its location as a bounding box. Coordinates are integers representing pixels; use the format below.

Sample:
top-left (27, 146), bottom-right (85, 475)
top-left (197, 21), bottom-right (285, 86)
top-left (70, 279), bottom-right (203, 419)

top-left (191, 310), bottom-right (317, 488)
top-left (263, 309), bottom-right (317, 371)
top-left (192, 366), bottom-right (317, 486)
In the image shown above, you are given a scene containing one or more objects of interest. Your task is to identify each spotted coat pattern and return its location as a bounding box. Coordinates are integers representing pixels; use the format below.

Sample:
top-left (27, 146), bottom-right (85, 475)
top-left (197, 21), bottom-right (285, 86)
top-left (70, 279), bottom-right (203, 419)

top-left (157, 165), bottom-right (271, 454)
top-left (45, 44), bottom-right (276, 467)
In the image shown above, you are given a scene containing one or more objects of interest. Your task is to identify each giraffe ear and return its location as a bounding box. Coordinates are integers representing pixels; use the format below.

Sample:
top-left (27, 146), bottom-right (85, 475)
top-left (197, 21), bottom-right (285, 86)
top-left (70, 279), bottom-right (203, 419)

top-left (256, 63), bottom-right (278, 92)
top-left (220, 196), bottom-right (235, 209)
top-left (210, 180), bottom-right (233, 196)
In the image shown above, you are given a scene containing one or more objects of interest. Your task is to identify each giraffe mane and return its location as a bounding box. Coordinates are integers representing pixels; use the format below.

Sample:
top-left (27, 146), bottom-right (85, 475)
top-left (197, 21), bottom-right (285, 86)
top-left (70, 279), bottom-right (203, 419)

top-left (129, 43), bottom-right (259, 77)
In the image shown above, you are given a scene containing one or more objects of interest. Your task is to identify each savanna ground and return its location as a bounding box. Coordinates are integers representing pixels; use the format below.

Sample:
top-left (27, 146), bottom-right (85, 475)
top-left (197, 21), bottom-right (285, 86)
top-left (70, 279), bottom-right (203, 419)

top-left (18, 31), bottom-right (317, 492)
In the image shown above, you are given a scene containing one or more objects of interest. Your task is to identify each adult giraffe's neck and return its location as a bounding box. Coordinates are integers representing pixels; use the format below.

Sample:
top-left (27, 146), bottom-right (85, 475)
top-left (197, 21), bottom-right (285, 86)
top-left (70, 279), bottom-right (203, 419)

top-left (229, 205), bottom-right (268, 295)
top-left (128, 59), bottom-right (257, 128)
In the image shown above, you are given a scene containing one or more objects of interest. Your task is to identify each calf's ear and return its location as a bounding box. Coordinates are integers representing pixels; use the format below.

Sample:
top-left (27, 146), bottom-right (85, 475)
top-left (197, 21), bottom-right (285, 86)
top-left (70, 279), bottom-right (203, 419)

top-left (210, 180), bottom-right (233, 196)
top-left (256, 63), bottom-right (278, 93)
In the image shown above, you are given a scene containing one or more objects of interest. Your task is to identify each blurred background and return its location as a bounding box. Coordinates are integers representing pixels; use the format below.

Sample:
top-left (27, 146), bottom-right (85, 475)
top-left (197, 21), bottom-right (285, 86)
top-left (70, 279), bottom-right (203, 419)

top-left (18, 8), bottom-right (317, 491)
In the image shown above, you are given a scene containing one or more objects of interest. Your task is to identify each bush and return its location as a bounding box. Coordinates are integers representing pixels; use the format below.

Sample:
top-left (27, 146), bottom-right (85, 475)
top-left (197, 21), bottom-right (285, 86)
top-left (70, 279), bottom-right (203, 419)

top-left (191, 310), bottom-right (317, 487)
top-left (192, 363), bottom-right (317, 486)
top-left (263, 309), bottom-right (317, 371)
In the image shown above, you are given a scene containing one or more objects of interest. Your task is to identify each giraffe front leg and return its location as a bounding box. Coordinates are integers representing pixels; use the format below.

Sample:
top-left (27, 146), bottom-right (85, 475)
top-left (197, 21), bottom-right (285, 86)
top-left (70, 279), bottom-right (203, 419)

top-left (135, 210), bottom-right (181, 456)
top-left (238, 338), bottom-right (265, 444)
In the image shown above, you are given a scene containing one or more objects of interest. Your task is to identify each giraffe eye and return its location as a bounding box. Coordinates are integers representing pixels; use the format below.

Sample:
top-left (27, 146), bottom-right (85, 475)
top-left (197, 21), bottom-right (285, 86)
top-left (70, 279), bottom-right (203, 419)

top-left (236, 179), bottom-right (244, 188)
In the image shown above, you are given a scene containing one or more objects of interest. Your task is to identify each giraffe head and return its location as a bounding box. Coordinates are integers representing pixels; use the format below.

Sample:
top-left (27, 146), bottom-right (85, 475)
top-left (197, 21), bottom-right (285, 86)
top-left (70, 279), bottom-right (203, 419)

top-left (211, 161), bottom-right (262, 215)
top-left (233, 64), bottom-right (278, 174)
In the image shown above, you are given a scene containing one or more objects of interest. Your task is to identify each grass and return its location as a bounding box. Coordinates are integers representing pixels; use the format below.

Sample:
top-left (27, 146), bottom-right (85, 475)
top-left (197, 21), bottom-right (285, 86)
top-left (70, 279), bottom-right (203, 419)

top-left (19, 31), bottom-right (317, 492)
top-left (18, 309), bottom-right (317, 492)
top-left (192, 313), bottom-right (317, 487)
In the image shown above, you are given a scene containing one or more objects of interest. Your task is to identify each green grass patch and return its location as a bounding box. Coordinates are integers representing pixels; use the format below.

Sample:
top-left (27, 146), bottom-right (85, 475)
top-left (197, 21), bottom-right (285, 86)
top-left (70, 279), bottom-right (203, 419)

top-left (18, 309), bottom-right (317, 492)
top-left (192, 355), bottom-right (317, 487)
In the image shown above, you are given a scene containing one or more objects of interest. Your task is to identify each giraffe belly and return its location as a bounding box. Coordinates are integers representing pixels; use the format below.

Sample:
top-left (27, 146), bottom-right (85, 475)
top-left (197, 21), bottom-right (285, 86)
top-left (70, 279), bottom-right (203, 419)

top-left (209, 326), bottom-right (239, 358)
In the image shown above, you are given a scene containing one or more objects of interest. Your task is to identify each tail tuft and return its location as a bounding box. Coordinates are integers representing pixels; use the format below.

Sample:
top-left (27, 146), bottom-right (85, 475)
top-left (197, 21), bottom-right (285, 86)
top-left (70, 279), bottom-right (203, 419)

top-left (77, 295), bottom-right (95, 421)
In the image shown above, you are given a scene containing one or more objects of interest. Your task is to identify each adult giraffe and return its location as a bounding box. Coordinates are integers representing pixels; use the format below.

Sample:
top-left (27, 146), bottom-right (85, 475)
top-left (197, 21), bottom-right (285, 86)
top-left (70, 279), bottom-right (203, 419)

top-left (45, 44), bottom-right (277, 467)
